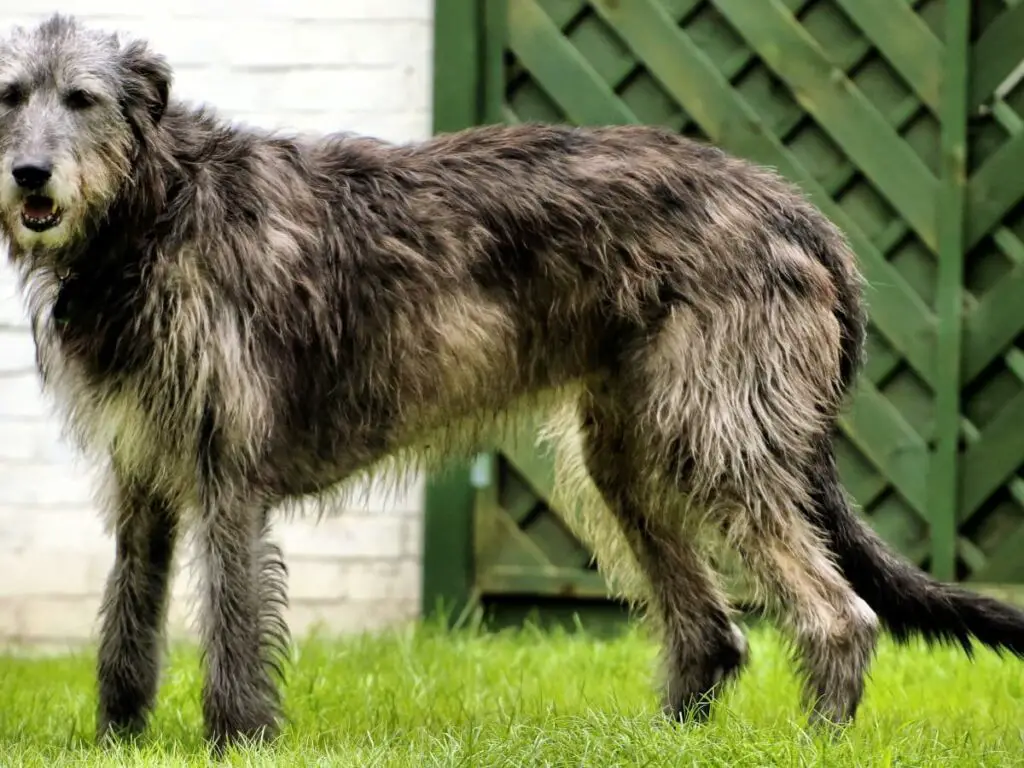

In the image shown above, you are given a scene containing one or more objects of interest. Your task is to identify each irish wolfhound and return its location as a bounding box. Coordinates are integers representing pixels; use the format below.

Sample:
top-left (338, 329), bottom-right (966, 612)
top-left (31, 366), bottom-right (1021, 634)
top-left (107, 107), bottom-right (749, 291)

top-left (2, 13), bottom-right (1023, 750)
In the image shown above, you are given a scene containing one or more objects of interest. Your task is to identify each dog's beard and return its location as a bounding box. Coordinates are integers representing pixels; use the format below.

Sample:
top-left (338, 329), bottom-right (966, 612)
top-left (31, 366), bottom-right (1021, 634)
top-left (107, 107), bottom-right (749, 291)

top-left (3, 188), bottom-right (92, 254)
top-left (6, 206), bottom-right (77, 251)
top-left (0, 155), bottom-right (99, 252)
top-left (21, 193), bottom-right (63, 232)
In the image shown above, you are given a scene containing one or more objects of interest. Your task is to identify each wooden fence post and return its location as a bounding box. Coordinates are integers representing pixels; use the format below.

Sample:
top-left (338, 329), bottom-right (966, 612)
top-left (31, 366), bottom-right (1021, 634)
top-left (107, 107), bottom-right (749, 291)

top-left (420, 0), bottom-right (485, 624)
top-left (931, 0), bottom-right (971, 580)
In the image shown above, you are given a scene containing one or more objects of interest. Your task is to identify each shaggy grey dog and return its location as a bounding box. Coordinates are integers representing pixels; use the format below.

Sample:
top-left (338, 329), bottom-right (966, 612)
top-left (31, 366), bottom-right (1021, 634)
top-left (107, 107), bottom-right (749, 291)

top-left (3, 13), bottom-right (1024, 751)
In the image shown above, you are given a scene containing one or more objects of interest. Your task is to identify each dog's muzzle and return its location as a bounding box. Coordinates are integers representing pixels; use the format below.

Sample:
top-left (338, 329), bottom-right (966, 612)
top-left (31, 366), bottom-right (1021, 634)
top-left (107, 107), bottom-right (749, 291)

top-left (20, 194), bottom-right (62, 232)
top-left (11, 159), bottom-right (63, 233)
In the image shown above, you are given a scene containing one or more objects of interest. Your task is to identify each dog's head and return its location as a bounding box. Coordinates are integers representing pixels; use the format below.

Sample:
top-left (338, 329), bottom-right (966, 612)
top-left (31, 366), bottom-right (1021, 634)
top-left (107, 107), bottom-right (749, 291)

top-left (0, 14), bottom-right (170, 254)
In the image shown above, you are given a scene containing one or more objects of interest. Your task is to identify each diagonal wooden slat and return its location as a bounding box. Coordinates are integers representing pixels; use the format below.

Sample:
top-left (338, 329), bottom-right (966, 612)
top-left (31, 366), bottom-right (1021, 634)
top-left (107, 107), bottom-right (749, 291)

top-left (497, 421), bottom-right (587, 525)
top-left (969, 523), bottom-right (1024, 583)
top-left (991, 99), bottom-right (1024, 137)
top-left (962, 262), bottom-right (1024, 384)
top-left (966, 131), bottom-right (1024, 249)
top-left (969, 0), bottom-right (1024, 111)
top-left (524, 509), bottom-right (595, 570)
top-left (832, 0), bottom-right (942, 114)
top-left (496, 453), bottom-right (546, 525)
top-left (556, 0), bottom-right (926, 274)
top-left (534, 0), bottom-right (588, 28)
top-left (991, 226), bottom-right (1024, 267)
top-left (558, 0), bottom-right (920, 213)
top-left (959, 389), bottom-right (1024, 525)
top-left (618, 0), bottom-right (815, 136)
top-left (477, 568), bottom-right (611, 599)
top-left (838, 379), bottom-right (931, 520)
top-left (484, 503), bottom-right (565, 569)
top-left (588, 0), bottom-right (938, 390)
top-left (957, 536), bottom-right (987, 574)
top-left (508, 0), bottom-right (640, 126)
top-left (836, 447), bottom-right (889, 511)
top-left (711, 0), bottom-right (940, 254)
top-left (771, 75), bottom-right (925, 219)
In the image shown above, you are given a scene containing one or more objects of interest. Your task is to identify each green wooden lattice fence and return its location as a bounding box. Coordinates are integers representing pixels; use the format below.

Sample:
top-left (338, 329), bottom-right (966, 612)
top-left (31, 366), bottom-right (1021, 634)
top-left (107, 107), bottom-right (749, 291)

top-left (422, 0), bottom-right (1024, 625)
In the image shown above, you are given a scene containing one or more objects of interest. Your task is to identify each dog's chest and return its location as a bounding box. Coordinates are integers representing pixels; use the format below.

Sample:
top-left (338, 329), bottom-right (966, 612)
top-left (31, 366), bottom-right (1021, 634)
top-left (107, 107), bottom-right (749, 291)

top-left (90, 385), bottom-right (165, 462)
top-left (42, 309), bottom-right (200, 495)
top-left (62, 367), bottom-right (199, 492)
top-left (52, 271), bottom-right (153, 380)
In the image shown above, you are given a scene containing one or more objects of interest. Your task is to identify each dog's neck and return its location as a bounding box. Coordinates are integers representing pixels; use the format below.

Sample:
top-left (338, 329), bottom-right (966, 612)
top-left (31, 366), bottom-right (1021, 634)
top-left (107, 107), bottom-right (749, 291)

top-left (28, 100), bottom-right (291, 330)
top-left (44, 106), bottom-right (216, 338)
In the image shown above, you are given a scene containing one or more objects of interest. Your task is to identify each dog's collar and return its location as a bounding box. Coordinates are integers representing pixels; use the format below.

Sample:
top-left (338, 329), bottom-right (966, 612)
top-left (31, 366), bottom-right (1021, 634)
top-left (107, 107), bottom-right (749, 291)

top-left (53, 267), bottom-right (74, 327)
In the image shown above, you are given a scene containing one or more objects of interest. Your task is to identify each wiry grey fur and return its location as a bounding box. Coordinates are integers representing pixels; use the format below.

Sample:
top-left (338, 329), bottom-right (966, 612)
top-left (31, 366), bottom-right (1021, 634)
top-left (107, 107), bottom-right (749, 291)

top-left (4, 14), bottom-right (1024, 751)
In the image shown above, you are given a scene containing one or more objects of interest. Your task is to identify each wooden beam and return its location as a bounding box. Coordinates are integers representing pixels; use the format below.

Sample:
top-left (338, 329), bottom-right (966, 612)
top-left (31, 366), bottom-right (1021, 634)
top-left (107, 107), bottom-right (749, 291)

top-left (431, 0), bottom-right (483, 135)
top-left (422, 0), bottom-right (489, 624)
top-left (930, 0), bottom-right (970, 580)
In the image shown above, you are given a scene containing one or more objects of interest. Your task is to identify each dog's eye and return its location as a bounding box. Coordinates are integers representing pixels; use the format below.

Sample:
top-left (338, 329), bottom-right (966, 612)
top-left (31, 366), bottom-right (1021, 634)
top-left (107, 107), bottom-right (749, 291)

top-left (0, 86), bottom-right (23, 108)
top-left (65, 89), bottom-right (96, 110)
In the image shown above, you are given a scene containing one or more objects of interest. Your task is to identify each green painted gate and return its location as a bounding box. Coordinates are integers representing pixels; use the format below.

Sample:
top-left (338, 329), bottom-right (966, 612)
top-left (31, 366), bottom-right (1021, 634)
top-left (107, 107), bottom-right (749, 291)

top-left (422, 0), bottom-right (1024, 626)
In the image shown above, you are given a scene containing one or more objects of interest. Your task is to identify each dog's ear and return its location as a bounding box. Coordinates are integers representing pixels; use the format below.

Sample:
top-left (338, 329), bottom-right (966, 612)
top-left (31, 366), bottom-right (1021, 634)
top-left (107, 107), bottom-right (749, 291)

top-left (120, 39), bottom-right (171, 128)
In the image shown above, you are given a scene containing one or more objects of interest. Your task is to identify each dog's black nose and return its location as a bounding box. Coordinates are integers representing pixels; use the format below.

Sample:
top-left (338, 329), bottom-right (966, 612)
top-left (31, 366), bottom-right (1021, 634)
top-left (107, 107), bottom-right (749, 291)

top-left (11, 160), bottom-right (52, 190)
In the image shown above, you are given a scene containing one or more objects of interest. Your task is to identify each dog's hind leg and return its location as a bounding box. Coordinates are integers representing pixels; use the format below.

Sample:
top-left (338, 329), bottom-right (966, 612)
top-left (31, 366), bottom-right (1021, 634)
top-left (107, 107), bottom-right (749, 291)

top-left (197, 486), bottom-right (287, 750)
top-left (96, 467), bottom-right (179, 741)
top-left (727, 483), bottom-right (879, 724)
top-left (630, 298), bottom-right (880, 725)
top-left (579, 387), bottom-right (748, 722)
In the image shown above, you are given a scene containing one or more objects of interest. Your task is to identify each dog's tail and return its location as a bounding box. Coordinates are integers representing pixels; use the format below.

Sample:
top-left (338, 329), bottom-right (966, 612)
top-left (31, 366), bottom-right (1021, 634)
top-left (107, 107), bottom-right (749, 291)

top-left (809, 436), bottom-right (1024, 658)
top-left (795, 205), bottom-right (1024, 658)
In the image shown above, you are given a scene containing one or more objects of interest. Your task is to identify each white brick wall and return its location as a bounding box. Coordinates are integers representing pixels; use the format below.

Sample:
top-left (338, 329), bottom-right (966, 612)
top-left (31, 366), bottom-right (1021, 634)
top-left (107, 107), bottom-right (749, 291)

top-left (0, 1), bottom-right (434, 647)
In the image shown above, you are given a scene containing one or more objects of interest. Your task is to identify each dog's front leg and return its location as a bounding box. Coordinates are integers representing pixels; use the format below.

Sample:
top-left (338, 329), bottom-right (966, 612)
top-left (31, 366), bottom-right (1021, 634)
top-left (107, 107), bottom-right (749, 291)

top-left (198, 485), bottom-right (284, 751)
top-left (96, 467), bottom-right (180, 742)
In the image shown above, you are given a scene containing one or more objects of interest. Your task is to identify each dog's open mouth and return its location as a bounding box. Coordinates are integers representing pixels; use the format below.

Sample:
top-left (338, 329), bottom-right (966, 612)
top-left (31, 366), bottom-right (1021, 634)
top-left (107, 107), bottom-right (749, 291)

top-left (21, 195), bottom-right (62, 232)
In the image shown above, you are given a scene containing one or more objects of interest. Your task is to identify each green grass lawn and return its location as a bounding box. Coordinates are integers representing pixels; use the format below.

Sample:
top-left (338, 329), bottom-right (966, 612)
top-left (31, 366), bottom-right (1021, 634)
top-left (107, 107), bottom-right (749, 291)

top-left (0, 619), bottom-right (1021, 766)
